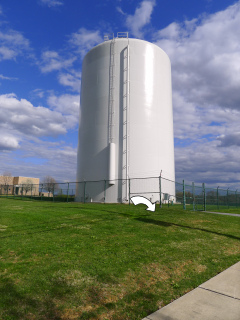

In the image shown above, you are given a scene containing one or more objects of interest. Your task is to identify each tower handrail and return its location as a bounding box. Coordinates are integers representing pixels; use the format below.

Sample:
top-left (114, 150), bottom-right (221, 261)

top-left (104, 33), bottom-right (114, 41)
top-left (117, 32), bottom-right (128, 38)
top-left (104, 32), bottom-right (128, 41)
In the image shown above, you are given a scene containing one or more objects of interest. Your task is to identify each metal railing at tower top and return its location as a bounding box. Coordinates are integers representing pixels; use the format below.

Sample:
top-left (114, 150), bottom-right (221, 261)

top-left (117, 32), bottom-right (128, 38)
top-left (104, 32), bottom-right (129, 41)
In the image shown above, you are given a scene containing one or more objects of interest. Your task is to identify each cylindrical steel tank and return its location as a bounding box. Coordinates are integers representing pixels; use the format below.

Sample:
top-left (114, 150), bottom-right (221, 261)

top-left (76, 35), bottom-right (175, 203)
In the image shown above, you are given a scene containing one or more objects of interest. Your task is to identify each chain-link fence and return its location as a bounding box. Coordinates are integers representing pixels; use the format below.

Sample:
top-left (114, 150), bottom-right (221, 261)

top-left (0, 182), bottom-right (76, 202)
top-left (1, 177), bottom-right (240, 211)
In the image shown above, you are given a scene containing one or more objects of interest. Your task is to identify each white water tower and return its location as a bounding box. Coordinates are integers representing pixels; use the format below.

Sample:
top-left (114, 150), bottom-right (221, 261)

top-left (76, 33), bottom-right (175, 202)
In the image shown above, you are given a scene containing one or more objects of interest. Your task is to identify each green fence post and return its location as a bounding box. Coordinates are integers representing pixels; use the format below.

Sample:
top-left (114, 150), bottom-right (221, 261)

top-left (104, 180), bottom-right (106, 204)
top-left (192, 182), bottom-right (195, 211)
top-left (217, 186), bottom-right (219, 209)
top-left (203, 183), bottom-right (206, 211)
top-left (159, 174), bottom-right (162, 208)
top-left (84, 181), bottom-right (86, 203)
top-left (227, 188), bottom-right (229, 208)
top-left (53, 184), bottom-right (55, 202)
top-left (237, 190), bottom-right (239, 208)
top-left (235, 189), bottom-right (238, 208)
top-left (128, 178), bottom-right (131, 206)
top-left (67, 182), bottom-right (69, 203)
top-left (183, 180), bottom-right (186, 210)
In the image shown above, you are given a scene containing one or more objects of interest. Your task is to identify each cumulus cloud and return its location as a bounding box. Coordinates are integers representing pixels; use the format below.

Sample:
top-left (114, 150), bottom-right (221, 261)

top-left (0, 29), bottom-right (31, 61)
top-left (0, 139), bottom-right (77, 181)
top-left (0, 135), bottom-right (19, 151)
top-left (58, 71), bottom-right (81, 92)
top-left (154, 1), bottom-right (240, 110)
top-left (47, 93), bottom-right (80, 118)
top-left (0, 93), bottom-right (77, 139)
top-left (69, 28), bottom-right (102, 58)
top-left (175, 137), bottom-right (240, 188)
top-left (0, 93), bottom-right (79, 180)
top-left (125, 0), bottom-right (156, 37)
top-left (39, 50), bottom-right (76, 73)
top-left (217, 133), bottom-right (240, 147)
top-left (153, 1), bottom-right (240, 186)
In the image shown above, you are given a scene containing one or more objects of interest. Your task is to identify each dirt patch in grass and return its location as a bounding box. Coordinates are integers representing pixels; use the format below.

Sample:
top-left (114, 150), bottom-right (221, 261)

top-left (224, 243), bottom-right (240, 256)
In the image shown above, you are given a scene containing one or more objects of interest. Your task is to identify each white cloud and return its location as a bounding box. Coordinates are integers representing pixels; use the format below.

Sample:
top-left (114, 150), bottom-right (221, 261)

top-left (172, 89), bottom-right (240, 186)
top-left (0, 30), bottom-right (29, 46)
top-left (69, 28), bottom-right (102, 58)
top-left (58, 71), bottom-right (81, 92)
top-left (174, 138), bottom-right (240, 188)
top-left (154, 1), bottom-right (240, 110)
top-left (0, 74), bottom-right (17, 81)
top-left (30, 89), bottom-right (45, 99)
top-left (39, 50), bottom-right (76, 73)
top-left (0, 29), bottom-right (31, 61)
top-left (0, 46), bottom-right (16, 60)
top-left (47, 93), bottom-right (80, 118)
top-left (39, 0), bottom-right (64, 7)
top-left (0, 93), bottom-right (77, 140)
top-left (116, 6), bottom-right (125, 15)
top-left (153, 1), bottom-right (240, 186)
top-left (0, 135), bottom-right (19, 151)
top-left (0, 139), bottom-right (77, 182)
top-left (0, 93), bottom-right (79, 180)
top-left (217, 133), bottom-right (240, 147)
top-left (125, 0), bottom-right (156, 37)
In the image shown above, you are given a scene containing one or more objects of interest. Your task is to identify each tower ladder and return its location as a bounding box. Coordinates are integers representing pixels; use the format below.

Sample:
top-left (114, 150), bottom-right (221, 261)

top-left (122, 43), bottom-right (130, 201)
top-left (108, 38), bottom-right (116, 144)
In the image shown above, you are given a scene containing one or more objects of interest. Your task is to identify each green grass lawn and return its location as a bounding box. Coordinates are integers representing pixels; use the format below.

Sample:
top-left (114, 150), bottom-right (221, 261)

top-left (0, 199), bottom-right (239, 320)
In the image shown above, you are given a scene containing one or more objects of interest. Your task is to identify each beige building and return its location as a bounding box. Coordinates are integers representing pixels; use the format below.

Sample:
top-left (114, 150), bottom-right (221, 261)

top-left (0, 176), bottom-right (39, 196)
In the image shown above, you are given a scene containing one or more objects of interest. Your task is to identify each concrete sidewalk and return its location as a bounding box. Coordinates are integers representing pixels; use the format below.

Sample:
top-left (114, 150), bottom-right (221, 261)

top-left (142, 261), bottom-right (240, 320)
top-left (205, 211), bottom-right (240, 217)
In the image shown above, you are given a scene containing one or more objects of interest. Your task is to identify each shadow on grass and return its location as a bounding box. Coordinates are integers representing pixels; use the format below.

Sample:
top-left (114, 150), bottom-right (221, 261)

top-left (0, 274), bottom-right (156, 320)
top-left (0, 277), bottom-right (38, 319)
top-left (80, 208), bottom-right (240, 241)
top-left (1, 205), bottom-right (239, 242)
top-left (136, 217), bottom-right (240, 241)
top-left (0, 276), bottom-right (70, 320)
top-left (80, 288), bottom-right (158, 320)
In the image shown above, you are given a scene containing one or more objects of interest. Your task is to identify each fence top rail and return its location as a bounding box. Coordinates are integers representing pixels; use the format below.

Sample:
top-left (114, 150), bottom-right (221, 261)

top-left (130, 176), bottom-right (161, 181)
top-left (1, 176), bottom-right (239, 195)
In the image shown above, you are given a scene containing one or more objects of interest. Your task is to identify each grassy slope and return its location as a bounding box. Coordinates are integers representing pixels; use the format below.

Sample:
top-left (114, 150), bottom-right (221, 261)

top-left (0, 199), bottom-right (239, 320)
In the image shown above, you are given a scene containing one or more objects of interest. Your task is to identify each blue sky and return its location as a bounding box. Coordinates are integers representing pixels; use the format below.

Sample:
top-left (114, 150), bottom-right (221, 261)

top-left (0, 0), bottom-right (240, 188)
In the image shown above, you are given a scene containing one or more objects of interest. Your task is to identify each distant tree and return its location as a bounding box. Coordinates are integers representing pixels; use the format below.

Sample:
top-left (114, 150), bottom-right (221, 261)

top-left (1, 172), bottom-right (12, 193)
top-left (22, 179), bottom-right (34, 195)
top-left (2, 172), bottom-right (12, 185)
top-left (41, 176), bottom-right (58, 194)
